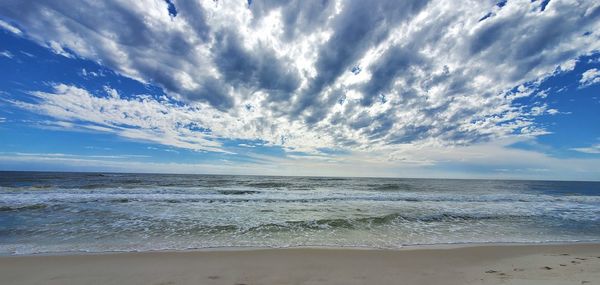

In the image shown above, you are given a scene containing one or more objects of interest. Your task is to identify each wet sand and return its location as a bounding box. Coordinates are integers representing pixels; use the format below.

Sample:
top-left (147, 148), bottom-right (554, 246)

top-left (1, 243), bottom-right (599, 285)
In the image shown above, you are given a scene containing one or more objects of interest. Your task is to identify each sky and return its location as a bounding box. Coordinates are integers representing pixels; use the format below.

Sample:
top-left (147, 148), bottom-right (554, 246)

top-left (0, 0), bottom-right (599, 180)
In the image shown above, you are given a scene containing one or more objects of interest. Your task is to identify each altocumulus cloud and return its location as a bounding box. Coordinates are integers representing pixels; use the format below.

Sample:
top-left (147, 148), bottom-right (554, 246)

top-left (580, 68), bottom-right (600, 87)
top-left (1, 0), bottom-right (600, 156)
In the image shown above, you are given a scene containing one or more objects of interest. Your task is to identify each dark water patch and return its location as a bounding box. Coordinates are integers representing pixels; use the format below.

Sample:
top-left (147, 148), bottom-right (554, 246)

top-left (306, 177), bottom-right (349, 181)
top-left (105, 198), bottom-right (201, 203)
top-left (84, 173), bottom-right (109, 177)
top-left (363, 213), bottom-right (504, 224)
top-left (80, 184), bottom-right (113, 189)
top-left (30, 184), bottom-right (53, 189)
top-left (110, 198), bottom-right (130, 203)
top-left (371, 183), bottom-right (414, 191)
top-left (200, 179), bottom-right (237, 185)
top-left (246, 182), bottom-right (292, 188)
top-left (288, 208), bottom-right (324, 212)
top-left (120, 179), bottom-right (144, 184)
top-left (0, 204), bottom-right (47, 211)
top-left (217, 190), bottom-right (260, 195)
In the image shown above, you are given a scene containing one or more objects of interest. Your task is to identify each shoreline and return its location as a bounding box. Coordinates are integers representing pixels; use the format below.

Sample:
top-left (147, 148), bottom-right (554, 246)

top-left (2, 243), bottom-right (599, 284)
top-left (3, 240), bottom-right (600, 257)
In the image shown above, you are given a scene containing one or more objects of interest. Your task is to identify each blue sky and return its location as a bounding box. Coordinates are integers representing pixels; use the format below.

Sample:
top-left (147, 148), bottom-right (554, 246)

top-left (1, 0), bottom-right (600, 180)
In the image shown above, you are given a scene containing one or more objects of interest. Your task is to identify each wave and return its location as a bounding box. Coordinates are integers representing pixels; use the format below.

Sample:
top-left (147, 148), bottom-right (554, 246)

top-left (2, 191), bottom-right (600, 205)
top-left (1, 212), bottom-right (533, 236)
top-left (240, 212), bottom-right (535, 233)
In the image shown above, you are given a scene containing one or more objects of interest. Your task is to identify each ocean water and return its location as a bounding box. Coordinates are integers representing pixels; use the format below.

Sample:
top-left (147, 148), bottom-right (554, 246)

top-left (0, 171), bottom-right (599, 255)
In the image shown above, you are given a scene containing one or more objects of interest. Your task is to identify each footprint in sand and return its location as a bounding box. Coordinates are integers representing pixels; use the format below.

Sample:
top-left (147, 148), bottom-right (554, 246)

top-left (207, 275), bottom-right (220, 280)
top-left (541, 266), bottom-right (553, 270)
top-left (485, 270), bottom-right (510, 278)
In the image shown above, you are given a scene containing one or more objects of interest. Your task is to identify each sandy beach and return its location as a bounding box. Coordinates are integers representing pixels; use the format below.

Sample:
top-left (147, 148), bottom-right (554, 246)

top-left (1, 243), bottom-right (598, 285)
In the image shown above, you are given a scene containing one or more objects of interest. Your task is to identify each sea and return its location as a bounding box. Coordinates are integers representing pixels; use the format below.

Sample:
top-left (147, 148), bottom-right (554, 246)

top-left (0, 171), bottom-right (599, 255)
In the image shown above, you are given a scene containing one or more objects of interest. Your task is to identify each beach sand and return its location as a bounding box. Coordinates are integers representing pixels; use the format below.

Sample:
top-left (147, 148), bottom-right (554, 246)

top-left (1, 243), bottom-right (599, 285)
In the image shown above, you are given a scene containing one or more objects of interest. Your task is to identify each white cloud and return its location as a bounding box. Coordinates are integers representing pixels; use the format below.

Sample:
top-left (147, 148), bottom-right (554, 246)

top-left (0, 19), bottom-right (22, 35)
top-left (580, 68), bottom-right (600, 88)
top-left (0, 50), bottom-right (13, 58)
top-left (80, 68), bottom-right (105, 78)
top-left (559, 59), bottom-right (578, 72)
top-left (147, 146), bottom-right (179, 154)
top-left (5, 152), bottom-right (150, 159)
top-left (571, 144), bottom-right (600, 154)
top-left (530, 105), bottom-right (547, 116)
top-left (529, 104), bottom-right (562, 116)
top-left (535, 89), bottom-right (549, 98)
top-left (238, 144), bottom-right (256, 148)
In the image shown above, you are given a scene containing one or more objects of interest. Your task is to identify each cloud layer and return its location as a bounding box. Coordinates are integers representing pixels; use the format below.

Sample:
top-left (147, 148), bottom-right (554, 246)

top-left (1, 0), bottom-right (600, 155)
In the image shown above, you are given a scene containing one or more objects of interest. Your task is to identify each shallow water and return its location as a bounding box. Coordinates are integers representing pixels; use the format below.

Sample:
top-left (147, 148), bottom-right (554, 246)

top-left (1, 171), bottom-right (599, 255)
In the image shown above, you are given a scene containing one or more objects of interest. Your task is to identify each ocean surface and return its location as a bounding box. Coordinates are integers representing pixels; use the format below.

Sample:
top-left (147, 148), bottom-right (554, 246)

top-left (0, 171), bottom-right (599, 255)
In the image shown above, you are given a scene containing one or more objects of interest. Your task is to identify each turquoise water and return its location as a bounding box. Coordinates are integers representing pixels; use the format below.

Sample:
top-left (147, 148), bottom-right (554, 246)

top-left (1, 172), bottom-right (599, 255)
